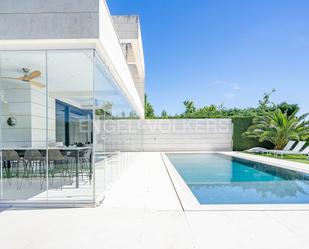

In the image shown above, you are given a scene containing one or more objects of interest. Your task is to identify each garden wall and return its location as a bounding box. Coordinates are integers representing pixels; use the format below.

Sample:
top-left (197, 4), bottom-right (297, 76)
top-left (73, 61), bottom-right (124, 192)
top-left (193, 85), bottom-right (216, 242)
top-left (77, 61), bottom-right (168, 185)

top-left (95, 119), bottom-right (233, 152)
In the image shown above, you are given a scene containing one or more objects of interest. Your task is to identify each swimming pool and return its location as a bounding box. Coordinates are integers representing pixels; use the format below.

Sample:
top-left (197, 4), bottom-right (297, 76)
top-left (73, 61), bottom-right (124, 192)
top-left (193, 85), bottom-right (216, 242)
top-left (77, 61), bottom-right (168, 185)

top-left (166, 153), bottom-right (309, 205)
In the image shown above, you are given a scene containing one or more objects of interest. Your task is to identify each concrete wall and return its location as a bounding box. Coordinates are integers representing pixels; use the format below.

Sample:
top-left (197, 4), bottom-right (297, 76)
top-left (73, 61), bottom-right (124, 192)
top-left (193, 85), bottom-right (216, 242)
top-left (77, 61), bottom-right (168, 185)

top-left (113, 16), bottom-right (145, 107)
top-left (128, 65), bottom-right (145, 107)
top-left (0, 0), bottom-right (99, 39)
top-left (95, 119), bottom-right (233, 152)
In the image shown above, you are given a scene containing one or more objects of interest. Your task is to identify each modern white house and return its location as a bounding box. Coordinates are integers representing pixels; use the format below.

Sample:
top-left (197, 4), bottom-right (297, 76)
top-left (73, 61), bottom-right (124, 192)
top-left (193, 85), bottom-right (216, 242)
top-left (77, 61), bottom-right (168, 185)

top-left (1, 2), bottom-right (309, 249)
top-left (0, 0), bottom-right (234, 207)
top-left (0, 0), bottom-right (145, 206)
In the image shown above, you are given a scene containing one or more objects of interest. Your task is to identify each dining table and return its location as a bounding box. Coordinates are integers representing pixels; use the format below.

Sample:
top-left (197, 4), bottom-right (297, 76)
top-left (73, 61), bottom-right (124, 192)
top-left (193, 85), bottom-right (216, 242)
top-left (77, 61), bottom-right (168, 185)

top-left (1, 146), bottom-right (93, 188)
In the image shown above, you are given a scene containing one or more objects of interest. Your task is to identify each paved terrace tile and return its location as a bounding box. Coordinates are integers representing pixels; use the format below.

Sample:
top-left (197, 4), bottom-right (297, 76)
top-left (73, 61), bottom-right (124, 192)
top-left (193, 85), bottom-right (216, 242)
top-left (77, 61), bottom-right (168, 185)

top-left (0, 152), bottom-right (309, 249)
top-left (102, 152), bottom-right (182, 211)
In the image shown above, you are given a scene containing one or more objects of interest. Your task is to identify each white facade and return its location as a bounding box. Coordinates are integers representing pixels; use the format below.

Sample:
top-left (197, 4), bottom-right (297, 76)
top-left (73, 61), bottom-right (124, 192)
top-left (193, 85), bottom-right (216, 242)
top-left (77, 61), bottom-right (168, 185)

top-left (0, 0), bottom-right (145, 205)
top-left (0, 0), bottom-right (145, 148)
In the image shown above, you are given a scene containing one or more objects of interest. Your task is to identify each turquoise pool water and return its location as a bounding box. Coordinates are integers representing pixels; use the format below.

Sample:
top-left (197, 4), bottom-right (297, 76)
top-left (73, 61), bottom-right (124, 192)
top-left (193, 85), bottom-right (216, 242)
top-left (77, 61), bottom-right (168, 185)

top-left (167, 153), bottom-right (309, 204)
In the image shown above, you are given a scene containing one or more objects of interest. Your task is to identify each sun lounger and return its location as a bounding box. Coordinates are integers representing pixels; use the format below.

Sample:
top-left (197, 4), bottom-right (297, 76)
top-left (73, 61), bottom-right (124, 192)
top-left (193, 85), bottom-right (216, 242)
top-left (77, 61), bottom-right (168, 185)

top-left (261, 140), bottom-right (296, 155)
top-left (273, 141), bottom-right (306, 158)
top-left (274, 144), bottom-right (309, 158)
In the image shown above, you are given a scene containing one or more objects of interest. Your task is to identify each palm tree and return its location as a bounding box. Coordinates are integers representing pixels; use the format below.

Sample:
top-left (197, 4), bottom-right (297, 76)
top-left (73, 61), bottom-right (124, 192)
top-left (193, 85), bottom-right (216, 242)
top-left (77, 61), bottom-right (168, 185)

top-left (243, 109), bottom-right (309, 150)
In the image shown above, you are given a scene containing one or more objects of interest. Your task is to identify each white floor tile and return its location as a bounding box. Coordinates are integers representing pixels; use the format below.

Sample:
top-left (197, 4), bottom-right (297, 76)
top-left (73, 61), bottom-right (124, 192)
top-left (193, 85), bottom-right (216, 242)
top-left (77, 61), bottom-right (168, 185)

top-left (1, 152), bottom-right (309, 249)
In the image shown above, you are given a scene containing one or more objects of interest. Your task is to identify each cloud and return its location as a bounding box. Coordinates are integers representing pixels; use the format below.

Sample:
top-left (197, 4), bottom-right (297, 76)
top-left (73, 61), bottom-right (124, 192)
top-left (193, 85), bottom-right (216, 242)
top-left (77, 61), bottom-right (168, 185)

top-left (231, 83), bottom-right (240, 90)
top-left (208, 81), bottom-right (241, 90)
top-left (296, 36), bottom-right (309, 46)
top-left (208, 80), bottom-right (240, 99)
top-left (207, 80), bottom-right (226, 87)
top-left (225, 93), bottom-right (236, 99)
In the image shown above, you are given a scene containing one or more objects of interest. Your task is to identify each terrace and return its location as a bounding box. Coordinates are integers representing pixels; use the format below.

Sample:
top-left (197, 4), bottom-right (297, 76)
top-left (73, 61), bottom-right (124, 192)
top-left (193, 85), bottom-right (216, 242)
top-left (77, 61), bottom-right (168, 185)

top-left (1, 152), bottom-right (309, 249)
top-left (0, 1), bottom-right (309, 249)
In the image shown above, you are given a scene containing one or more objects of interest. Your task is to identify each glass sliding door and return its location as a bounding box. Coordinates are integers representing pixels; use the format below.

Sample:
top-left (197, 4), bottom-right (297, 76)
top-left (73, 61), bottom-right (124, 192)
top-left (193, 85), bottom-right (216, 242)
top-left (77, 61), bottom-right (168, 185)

top-left (46, 50), bottom-right (94, 202)
top-left (0, 50), bottom-right (47, 202)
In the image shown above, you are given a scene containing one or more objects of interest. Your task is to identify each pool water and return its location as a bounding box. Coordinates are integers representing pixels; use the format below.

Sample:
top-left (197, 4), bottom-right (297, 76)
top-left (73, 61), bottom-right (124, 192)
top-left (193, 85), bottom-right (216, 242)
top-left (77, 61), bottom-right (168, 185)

top-left (167, 153), bottom-right (309, 204)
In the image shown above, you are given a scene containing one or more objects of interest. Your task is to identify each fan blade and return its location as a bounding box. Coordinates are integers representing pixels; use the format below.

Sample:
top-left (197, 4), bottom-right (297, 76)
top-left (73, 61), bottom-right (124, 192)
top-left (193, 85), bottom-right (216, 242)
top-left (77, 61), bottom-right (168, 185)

top-left (29, 80), bottom-right (45, 88)
top-left (0, 76), bottom-right (24, 81)
top-left (28, 70), bottom-right (41, 80)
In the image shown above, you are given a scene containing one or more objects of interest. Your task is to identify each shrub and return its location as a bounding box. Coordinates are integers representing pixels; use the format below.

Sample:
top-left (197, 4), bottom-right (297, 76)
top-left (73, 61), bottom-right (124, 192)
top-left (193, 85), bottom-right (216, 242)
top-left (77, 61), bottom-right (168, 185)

top-left (232, 117), bottom-right (264, 151)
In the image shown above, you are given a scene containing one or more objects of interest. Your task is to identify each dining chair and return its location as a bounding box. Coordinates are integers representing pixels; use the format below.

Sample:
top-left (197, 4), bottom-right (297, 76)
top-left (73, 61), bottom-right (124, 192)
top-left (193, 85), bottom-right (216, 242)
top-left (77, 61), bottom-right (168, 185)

top-left (48, 149), bottom-right (71, 187)
top-left (24, 150), bottom-right (45, 187)
top-left (2, 150), bottom-right (20, 187)
top-left (79, 149), bottom-right (92, 182)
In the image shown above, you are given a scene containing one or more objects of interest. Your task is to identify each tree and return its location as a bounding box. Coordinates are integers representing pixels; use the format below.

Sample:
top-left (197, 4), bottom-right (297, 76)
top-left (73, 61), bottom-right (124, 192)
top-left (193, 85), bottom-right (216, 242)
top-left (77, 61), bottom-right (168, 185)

top-left (95, 102), bottom-right (113, 119)
top-left (195, 104), bottom-right (218, 117)
top-left (145, 94), bottom-right (155, 118)
top-left (161, 110), bottom-right (168, 119)
top-left (258, 89), bottom-right (276, 111)
top-left (183, 100), bottom-right (196, 116)
top-left (276, 102), bottom-right (299, 117)
top-left (243, 109), bottom-right (309, 150)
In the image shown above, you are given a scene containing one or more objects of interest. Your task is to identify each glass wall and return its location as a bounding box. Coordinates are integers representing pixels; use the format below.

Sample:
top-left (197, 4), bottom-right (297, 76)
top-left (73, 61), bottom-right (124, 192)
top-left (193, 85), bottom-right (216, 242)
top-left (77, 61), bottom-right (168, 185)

top-left (93, 52), bottom-right (142, 200)
top-left (46, 50), bottom-right (94, 202)
top-left (0, 48), bottom-right (142, 205)
top-left (0, 50), bottom-right (47, 201)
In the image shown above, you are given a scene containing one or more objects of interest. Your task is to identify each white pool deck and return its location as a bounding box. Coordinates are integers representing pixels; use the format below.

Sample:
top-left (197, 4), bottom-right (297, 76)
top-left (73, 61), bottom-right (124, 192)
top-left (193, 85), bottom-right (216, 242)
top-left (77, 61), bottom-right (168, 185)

top-left (1, 152), bottom-right (309, 249)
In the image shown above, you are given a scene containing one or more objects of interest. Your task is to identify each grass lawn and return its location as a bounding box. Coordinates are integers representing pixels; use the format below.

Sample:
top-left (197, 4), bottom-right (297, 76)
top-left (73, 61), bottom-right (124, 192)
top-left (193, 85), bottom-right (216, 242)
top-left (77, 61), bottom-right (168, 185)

top-left (254, 153), bottom-right (309, 164)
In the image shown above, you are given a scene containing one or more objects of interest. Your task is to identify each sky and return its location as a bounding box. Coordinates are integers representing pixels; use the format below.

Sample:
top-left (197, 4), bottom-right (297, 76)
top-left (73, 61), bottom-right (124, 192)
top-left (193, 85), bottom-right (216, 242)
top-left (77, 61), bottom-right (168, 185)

top-left (108, 0), bottom-right (309, 116)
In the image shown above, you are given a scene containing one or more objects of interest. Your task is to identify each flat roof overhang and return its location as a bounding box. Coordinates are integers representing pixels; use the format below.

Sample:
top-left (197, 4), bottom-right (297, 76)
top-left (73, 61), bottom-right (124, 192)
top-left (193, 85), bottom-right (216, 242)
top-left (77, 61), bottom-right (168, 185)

top-left (0, 39), bottom-right (145, 118)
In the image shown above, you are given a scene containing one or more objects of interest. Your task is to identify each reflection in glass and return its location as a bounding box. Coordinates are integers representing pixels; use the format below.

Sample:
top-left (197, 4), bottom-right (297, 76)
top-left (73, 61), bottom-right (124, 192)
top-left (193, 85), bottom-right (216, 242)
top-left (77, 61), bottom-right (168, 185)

top-left (93, 52), bottom-right (142, 200)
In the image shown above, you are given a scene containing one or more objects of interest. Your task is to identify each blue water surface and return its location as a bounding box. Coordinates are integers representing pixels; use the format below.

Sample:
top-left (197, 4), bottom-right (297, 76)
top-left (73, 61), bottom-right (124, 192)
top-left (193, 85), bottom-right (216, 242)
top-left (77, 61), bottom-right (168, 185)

top-left (167, 154), bottom-right (309, 204)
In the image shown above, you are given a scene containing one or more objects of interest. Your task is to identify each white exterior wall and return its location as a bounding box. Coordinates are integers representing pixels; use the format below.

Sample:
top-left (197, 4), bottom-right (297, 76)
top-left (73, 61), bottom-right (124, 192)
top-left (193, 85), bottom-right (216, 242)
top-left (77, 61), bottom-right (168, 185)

top-left (95, 119), bottom-right (233, 152)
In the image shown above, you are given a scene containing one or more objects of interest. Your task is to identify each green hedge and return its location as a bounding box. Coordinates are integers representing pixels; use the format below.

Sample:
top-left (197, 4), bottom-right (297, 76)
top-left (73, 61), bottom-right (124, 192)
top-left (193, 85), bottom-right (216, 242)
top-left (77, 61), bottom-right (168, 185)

top-left (232, 117), bottom-right (264, 151)
top-left (232, 117), bottom-right (308, 151)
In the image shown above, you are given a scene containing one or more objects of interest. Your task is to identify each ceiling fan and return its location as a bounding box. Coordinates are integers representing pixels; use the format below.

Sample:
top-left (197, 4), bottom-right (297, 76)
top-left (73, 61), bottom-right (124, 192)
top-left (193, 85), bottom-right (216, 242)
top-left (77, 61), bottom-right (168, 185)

top-left (0, 68), bottom-right (45, 88)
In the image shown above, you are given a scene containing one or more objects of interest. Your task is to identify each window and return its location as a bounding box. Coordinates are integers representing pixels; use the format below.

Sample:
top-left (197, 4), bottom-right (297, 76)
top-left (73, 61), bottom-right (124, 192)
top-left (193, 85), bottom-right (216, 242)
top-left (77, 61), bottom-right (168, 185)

top-left (56, 100), bottom-right (92, 146)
